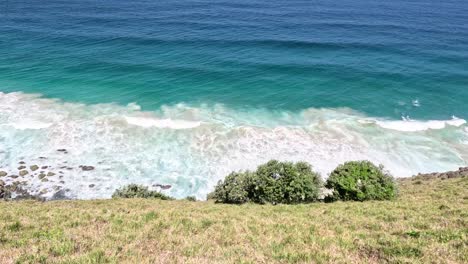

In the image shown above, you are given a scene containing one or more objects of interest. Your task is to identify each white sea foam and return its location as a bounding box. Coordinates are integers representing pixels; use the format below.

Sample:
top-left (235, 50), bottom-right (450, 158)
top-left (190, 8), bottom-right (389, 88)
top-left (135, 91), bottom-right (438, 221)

top-left (124, 116), bottom-right (201, 129)
top-left (9, 119), bottom-right (52, 130)
top-left (375, 116), bottom-right (466, 132)
top-left (0, 91), bottom-right (467, 200)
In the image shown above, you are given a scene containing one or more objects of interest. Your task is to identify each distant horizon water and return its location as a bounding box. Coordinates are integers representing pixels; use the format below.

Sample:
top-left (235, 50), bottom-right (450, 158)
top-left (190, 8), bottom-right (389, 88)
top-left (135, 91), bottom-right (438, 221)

top-left (0, 0), bottom-right (467, 199)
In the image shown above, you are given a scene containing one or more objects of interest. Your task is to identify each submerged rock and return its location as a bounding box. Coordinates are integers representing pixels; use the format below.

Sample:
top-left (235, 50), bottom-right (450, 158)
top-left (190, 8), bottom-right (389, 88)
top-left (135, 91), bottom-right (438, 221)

top-left (18, 165), bottom-right (26, 170)
top-left (80, 166), bottom-right (95, 171)
top-left (0, 171), bottom-right (7, 177)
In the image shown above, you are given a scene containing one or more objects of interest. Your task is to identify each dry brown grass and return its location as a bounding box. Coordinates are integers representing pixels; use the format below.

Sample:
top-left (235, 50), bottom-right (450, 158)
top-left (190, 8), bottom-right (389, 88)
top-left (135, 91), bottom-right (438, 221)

top-left (0, 177), bottom-right (467, 263)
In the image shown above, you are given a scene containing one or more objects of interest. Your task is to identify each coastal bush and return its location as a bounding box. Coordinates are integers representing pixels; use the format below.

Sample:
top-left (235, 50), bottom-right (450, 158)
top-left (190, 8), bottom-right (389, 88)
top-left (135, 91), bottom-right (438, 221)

top-left (211, 171), bottom-right (254, 204)
top-left (112, 184), bottom-right (174, 200)
top-left (211, 160), bottom-right (323, 204)
top-left (325, 161), bottom-right (397, 201)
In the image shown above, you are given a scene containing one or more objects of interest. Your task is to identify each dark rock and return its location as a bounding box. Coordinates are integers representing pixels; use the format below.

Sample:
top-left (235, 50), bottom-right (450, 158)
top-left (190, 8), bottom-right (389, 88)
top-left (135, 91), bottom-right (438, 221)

top-left (19, 161), bottom-right (25, 164)
top-left (447, 172), bottom-right (457, 178)
top-left (59, 181), bottom-right (65, 184)
top-left (89, 184), bottom-right (95, 188)
top-left (30, 165), bottom-right (39, 171)
top-left (51, 190), bottom-right (69, 200)
top-left (17, 165), bottom-right (26, 170)
top-left (80, 166), bottom-right (95, 171)
top-left (19, 170), bottom-right (28, 176)
top-left (57, 149), bottom-right (67, 152)
top-left (10, 175), bottom-right (19, 179)
top-left (41, 166), bottom-right (48, 169)
top-left (0, 184), bottom-right (10, 199)
top-left (154, 184), bottom-right (172, 190)
top-left (0, 171), bottom-right (7, 177)
top-left (39, 157), bottom-right (47, 159)
top-left (41, 178), bottom-right (49, 182)
top-left (38, 173), bottom-right (46, 179)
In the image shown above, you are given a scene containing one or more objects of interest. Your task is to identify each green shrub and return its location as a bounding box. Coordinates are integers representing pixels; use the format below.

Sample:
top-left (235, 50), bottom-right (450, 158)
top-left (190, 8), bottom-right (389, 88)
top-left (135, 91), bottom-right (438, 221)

top-left (211, 160), bottom-right (322, 204)
top-left (112, 184), bottom-right (174, 200)
top-left (325, 161), bottom-right (397, 201)
top-left (211, 171), bottom-right (254, 204)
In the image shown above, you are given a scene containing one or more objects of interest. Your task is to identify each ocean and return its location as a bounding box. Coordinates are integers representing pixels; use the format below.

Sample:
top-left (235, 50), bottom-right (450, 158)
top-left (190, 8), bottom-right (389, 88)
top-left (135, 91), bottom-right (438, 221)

top-left (0, 0), bottom-right (467, 199)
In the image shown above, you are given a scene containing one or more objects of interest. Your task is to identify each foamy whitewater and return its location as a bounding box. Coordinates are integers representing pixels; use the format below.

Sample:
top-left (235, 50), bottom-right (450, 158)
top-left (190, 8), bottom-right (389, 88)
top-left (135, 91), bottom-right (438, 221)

top-left (0, 92), bottom-right (467, 200)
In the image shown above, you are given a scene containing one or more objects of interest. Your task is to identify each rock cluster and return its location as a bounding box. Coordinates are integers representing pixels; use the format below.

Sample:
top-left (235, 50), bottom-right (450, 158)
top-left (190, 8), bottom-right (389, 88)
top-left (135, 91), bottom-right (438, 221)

top-left (412, 167), bottom-right (468, 180)
top-left (0, 153), bottom-right (98, 200)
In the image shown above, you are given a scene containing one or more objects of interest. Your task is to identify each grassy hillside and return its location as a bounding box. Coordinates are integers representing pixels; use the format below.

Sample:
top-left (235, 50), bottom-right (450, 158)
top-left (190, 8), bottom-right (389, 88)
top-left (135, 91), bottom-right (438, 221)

top-left (0, 176), bottom-right (467, 264)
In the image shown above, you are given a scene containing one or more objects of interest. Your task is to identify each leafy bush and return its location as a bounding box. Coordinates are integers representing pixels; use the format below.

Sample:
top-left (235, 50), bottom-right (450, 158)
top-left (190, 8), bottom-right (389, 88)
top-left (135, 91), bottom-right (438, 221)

top-left (211, 171), bottom-right (254, 204)
top-left (325, 161), bottom-right (397, 201)
top-left (112, 184), bottom-right (174, 200)
top-left (211, 160), bottom-right (322, 204)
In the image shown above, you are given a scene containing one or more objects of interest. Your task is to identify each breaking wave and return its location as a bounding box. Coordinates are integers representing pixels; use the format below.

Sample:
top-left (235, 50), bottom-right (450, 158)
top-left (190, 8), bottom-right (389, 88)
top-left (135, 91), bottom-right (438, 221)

top-left (0, 92), bottom-right (467, 199)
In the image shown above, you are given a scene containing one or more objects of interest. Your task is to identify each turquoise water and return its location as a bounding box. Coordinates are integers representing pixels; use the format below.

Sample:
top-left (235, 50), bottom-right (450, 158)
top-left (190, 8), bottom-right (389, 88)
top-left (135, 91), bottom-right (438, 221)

top-left (0, 0), bottom-right (467, 199)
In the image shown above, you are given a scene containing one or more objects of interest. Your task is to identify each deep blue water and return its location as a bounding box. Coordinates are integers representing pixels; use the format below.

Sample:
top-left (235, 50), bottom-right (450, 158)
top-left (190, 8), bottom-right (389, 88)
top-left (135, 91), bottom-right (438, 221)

top-left (1, 0), bottom-right (467, 119)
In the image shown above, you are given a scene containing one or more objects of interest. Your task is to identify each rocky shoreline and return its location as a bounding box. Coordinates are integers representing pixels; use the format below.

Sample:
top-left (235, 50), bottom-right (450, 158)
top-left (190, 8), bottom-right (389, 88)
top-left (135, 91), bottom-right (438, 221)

top-left (1, 154), bottom-right (467, 201)
top-left (0, 148), bottom-right (174, 201)
top-left (0, 149), bottom-right (93, 200)
top-left (402, 167), bottom-right (468, 181)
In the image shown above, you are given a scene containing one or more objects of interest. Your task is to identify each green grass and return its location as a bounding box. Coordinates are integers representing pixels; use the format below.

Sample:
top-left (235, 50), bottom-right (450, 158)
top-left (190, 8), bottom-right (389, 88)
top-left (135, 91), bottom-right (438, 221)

top-left (0, 177), bottom-right (467, 263)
